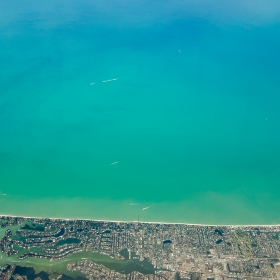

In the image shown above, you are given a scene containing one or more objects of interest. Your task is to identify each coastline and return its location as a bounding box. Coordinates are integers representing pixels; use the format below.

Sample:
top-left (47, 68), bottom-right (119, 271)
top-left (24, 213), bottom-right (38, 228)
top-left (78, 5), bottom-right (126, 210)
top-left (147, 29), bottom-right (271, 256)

top-left (1, 213), bottom-right (279, 228)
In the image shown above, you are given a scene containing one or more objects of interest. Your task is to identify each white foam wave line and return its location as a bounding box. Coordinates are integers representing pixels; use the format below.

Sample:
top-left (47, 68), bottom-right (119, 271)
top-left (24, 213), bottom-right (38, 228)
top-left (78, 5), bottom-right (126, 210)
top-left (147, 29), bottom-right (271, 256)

top-left (102, 78), bottom-right (119, 83)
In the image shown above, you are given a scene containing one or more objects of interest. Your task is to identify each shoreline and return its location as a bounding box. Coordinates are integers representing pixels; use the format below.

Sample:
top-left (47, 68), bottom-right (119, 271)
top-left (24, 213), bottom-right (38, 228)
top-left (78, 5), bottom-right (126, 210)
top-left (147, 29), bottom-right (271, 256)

top-left (1, 213), bottom-right (279, 228)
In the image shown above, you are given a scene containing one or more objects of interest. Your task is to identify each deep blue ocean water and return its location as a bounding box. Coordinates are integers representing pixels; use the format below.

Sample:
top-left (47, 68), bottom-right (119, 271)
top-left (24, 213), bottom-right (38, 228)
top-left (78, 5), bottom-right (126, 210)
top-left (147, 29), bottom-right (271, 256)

top-left (0, 0), bottom-right (280, 224)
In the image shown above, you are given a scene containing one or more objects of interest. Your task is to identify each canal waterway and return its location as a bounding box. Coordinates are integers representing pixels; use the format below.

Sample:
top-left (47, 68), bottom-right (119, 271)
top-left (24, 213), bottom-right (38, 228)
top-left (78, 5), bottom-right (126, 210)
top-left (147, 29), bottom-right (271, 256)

top-left (0, 250), bottom-right (155, 277)
top-left (0, 224), bottom-right (155, 276)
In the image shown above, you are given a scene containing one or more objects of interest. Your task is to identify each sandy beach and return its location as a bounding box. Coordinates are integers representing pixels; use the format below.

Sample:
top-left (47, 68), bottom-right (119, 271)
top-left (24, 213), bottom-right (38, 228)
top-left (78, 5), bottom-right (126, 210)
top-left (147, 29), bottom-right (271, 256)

top-left (1, 213), bottom-right (279, 228)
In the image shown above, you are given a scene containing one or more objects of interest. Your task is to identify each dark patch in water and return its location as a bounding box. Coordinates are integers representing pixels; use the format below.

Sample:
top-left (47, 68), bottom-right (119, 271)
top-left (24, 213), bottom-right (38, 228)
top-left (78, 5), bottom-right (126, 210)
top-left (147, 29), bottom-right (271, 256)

top-left (13, 266), bottom-right (87, 280)
top-left (214, 229), bottom-right (223, 236)
top-left (21, 224), bottom-right (45, 232)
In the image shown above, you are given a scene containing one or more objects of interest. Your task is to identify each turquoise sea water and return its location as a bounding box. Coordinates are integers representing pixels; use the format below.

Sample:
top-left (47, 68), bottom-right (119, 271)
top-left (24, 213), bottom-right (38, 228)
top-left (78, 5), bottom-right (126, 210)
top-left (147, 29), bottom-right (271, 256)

top-left (1, 0), bottom-right (280, 224)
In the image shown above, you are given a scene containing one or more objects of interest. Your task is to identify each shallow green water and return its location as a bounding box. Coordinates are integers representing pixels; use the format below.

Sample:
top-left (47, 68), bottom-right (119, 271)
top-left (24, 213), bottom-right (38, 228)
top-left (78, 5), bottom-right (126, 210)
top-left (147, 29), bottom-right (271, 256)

top-left (0, 250), bottom-right (154, 276)
top-left (0, 0), bottom-right (280, 224)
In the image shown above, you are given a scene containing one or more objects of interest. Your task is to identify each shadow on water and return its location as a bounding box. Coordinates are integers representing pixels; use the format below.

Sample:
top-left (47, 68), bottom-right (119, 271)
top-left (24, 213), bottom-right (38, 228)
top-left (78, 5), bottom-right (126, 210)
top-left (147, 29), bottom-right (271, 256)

top-left (14, 266), bottom-right (87, 280)
top-left (12, 250), bottom-right (155, 278)
top-left (20, 223), bottom-right (45, 232)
